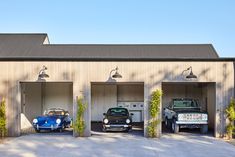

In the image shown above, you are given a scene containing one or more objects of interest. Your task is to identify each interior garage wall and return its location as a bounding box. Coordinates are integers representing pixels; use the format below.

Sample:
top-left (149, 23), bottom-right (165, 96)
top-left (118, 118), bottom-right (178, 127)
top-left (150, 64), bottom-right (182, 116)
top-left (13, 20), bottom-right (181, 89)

top-left (117, 84), bottom-right (144, 102)
top-left (91, 84), bottom-right (144, 122)
top-left (162, 83), bottom-right (216, 131)
top-left (20, 82), bottom-right (73, 132)
top-left (203, 84), bottom-right (216, 130)
top-left (91, 84), bottom-right (117, 121)
top-left (21, 83), bottom-right (42, 125)
top-left (162, 84), bottom-right (204, 109)
top-left (43, 83), bottom-right (73, 116)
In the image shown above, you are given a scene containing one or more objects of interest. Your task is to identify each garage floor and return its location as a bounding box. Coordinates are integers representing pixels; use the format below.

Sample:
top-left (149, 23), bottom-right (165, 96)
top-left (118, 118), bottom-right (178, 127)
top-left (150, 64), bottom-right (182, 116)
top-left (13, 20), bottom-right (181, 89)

top-left (162, 123), bottom-right (214, 135)
top-left (1, 132), bottom-right (235, 157)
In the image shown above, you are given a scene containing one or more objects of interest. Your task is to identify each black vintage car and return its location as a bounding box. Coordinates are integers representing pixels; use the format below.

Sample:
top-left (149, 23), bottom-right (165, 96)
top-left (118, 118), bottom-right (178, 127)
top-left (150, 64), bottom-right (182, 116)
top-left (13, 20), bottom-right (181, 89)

top-left (103, 107), bottom-right (133, 132)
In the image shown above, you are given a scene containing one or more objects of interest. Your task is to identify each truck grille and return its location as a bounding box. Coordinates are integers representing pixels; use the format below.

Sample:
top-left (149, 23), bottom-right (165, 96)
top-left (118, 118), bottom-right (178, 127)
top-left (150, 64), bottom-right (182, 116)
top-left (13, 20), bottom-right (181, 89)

top-left (178, 113), bottom-right (207, 121)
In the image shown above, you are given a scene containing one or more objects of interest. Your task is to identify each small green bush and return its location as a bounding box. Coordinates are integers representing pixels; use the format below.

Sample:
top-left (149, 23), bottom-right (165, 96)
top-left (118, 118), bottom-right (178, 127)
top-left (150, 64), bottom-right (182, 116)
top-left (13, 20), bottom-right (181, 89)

top-left (0, 98), bottom-right (7, 137)
top-left (74, 97), bottom-right (87, 137)
top-left (225, 98), bottom-right (235, 139)
top-left (148, 89), bottom-right (162, 138)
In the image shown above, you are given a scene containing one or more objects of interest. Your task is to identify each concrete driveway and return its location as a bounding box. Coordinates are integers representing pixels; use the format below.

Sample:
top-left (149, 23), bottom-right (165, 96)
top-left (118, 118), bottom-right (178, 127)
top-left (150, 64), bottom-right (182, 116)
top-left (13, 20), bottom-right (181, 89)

top-left (1, 132), bottom-right (235, 157)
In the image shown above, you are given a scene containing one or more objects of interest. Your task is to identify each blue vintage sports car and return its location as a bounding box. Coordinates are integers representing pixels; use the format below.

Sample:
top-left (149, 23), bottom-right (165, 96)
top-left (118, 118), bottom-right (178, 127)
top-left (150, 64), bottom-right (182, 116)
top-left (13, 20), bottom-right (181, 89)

top-left (32, 108), bottom-right (72, 132)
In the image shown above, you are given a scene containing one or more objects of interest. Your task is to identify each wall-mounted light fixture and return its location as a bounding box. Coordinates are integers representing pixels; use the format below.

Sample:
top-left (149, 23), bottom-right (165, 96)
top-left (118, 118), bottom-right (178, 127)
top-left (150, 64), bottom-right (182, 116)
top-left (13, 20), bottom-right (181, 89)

top-left (109, 66), bottom-right (122, 79)
top-left (106, 66), bottom-right (123, 82)
top-left (38, 65), bottom-right (49, 80)
top-left (182, 66), bottom-right (197, 79)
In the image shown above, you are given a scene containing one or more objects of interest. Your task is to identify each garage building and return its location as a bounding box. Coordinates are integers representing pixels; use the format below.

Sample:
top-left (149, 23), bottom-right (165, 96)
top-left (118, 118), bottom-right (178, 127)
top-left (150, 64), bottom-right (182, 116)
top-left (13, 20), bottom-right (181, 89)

top-left (0, 33), bottom-right (234, 138)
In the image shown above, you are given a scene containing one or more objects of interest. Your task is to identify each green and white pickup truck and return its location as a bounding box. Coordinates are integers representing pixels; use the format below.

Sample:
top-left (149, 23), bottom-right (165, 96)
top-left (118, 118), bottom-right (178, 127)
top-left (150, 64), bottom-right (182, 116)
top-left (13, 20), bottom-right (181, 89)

top-left (163, 98), bottom-right (208, 134)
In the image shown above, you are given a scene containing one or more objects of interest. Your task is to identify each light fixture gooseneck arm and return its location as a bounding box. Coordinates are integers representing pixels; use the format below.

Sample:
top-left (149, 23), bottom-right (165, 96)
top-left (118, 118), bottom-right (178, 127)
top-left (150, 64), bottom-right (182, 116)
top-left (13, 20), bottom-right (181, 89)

top-left (181, 66), bottom-right (192, 75)
top-left (109, 67), bottom-right (118, 78)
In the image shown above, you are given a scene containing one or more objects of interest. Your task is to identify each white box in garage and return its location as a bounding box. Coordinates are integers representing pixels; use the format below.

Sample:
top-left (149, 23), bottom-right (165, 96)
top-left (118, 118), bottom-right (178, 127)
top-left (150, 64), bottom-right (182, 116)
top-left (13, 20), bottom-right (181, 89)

top-left (118, 102), bottom-right (144, 122)
top-left (129, 111), bottom-right (142, 122)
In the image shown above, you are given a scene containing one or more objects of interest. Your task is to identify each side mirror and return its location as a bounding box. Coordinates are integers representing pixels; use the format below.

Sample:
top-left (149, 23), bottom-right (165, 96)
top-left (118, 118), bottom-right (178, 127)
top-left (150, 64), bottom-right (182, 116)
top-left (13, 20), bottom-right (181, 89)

top-left (103, 113), bottom-right (106, 116)
top-left (131, 113), bottom-right (134, 116)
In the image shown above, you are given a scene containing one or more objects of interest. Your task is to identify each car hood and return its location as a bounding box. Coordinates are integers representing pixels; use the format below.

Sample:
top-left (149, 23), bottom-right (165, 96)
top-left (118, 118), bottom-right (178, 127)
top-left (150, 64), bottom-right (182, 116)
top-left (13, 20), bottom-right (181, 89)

top-left (174, 109), bottom-right (207, 114)
top-left (35, 115), bottom-right (64, 124)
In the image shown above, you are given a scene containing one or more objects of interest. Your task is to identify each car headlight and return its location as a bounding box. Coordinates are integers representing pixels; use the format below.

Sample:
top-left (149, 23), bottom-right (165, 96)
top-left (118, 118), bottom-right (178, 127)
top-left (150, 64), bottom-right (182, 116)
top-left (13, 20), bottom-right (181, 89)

top-left (177, 114), bottom-right (184, 121)
top-left (103, 119), bottom-right (109, 124)
top-left (202, 114), bottom-right (208, 121)
top-left (126, 119), bottom-right (131, 124)
top-left (33, 119), bottom-right (38, 124)
top-left (56, 119), bottom-right (61, 124)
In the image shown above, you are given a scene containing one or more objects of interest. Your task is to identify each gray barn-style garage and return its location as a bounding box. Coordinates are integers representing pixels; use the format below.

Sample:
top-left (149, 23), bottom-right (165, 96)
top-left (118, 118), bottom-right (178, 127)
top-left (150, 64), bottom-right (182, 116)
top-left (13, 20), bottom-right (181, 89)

top-left (0, 33), bottom-right (234, 138)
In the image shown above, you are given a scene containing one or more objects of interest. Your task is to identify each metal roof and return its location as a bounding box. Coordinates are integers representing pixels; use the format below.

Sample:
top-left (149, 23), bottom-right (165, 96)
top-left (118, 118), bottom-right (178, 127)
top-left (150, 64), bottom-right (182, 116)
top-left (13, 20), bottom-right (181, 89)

top-left (0, 33), bottom-right (228, 61)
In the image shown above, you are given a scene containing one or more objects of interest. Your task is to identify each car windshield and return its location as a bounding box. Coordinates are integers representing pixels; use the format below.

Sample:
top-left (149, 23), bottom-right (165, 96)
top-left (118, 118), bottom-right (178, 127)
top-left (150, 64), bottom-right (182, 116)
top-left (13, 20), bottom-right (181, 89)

top-left (173, 99), bottom-right (199, 108)
top-left (44, 109), bottom-right (66, 116)
top-left (107, 108), bottom-right (128, 116)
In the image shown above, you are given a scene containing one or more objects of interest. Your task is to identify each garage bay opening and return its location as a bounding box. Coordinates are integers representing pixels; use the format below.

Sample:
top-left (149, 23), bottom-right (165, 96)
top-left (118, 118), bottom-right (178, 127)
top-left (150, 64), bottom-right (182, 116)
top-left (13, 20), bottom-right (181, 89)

top-left (162, 82), bottom-right (216, 136)
top-left (20, 82), bottom-right (73, 135)
top-left (91, 82), bottom-right (144, 136)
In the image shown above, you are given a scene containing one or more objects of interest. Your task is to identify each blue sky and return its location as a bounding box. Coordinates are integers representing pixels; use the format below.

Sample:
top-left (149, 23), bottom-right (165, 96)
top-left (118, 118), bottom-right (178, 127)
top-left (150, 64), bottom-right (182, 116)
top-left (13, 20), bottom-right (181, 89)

top-left (0, 0), bottom-right (234, 57)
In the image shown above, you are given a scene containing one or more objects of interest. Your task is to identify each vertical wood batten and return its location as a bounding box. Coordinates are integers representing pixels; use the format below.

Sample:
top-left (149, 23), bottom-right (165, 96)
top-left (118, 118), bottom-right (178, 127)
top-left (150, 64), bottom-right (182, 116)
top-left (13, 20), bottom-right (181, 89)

top-left (0, 61), bottom-right (234, 137)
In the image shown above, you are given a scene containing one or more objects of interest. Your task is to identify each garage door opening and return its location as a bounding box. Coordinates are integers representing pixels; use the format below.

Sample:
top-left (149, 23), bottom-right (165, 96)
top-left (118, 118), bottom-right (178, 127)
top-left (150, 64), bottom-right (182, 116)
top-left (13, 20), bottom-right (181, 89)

top-left (162, 82), bottom-right (216, 136)
top-left (20, 82), bottom-right (73, 135)
top-left (91, 82), bottom-right (144, 136)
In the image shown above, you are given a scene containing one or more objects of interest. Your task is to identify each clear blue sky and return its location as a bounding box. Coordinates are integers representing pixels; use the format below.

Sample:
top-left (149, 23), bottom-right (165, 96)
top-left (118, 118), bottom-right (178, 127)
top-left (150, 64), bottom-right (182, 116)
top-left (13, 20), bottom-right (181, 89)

top-left (0, 0), bottom-right (234, 57)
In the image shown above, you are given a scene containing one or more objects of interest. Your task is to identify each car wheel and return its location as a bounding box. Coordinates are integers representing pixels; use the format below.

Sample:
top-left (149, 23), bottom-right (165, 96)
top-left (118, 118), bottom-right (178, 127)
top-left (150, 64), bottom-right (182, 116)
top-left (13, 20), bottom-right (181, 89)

top-left (59, 125), bottom-right (65, 132)
top-left (200, 125), bottom-right (208, 134)
top-left (165, 118), bottom-right (171, 129)
top-left (125, 127), bottom-right (132, 132)
top-left (165, 118), bottom-right (168, 127)
top-left (35, 129), bottom-right (40, 133)
top-left (102, 127), bottom-right (107, 132)
top-left (172, 119), bottom-right (179, 133)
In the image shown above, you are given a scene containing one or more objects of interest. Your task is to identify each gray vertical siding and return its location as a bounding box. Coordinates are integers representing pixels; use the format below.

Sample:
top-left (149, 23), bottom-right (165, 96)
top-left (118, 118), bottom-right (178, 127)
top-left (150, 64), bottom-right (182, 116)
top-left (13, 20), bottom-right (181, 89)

top-left (0, 61), bottom-right (233, 137)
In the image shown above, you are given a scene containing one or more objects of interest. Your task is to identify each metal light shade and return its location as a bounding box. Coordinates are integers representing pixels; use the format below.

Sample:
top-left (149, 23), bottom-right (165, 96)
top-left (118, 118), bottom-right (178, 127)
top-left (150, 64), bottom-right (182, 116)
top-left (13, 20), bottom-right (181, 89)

top-left (186, 71), bottom-right (197, 79)
top-left (112, 71), bottom-right (122, 78)
top-left (38, 72), bottom-right (49, 79)
top-left (38, 65), bottom-right (49, 80)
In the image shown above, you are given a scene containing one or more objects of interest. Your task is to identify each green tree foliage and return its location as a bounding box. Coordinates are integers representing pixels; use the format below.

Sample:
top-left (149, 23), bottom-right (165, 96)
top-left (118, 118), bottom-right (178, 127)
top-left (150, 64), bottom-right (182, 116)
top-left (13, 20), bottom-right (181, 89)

top-left (225, 98), bottom-right (235, 139)
top-left (148, 89), bottom-right (163, 138)
top-left (0, 98), bottom-right (7, 137)
top-left (74, 97), bottom-right (87, 136)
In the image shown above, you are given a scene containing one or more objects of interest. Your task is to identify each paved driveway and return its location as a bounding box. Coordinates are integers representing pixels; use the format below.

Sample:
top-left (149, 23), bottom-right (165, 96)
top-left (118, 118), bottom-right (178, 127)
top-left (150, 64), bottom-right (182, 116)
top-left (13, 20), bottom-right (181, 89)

top-left (1, 132), bottom-right (235, 157)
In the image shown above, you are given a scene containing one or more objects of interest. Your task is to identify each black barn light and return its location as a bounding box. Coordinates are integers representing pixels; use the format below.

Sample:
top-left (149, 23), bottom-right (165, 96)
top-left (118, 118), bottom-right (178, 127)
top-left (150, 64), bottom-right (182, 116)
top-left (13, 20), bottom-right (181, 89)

top-left (182, 66), bottom-right (197, 79)
top-left (38, 65), bottom-right (49, 80)
top-left (110, 66), bottom-right (122, 79)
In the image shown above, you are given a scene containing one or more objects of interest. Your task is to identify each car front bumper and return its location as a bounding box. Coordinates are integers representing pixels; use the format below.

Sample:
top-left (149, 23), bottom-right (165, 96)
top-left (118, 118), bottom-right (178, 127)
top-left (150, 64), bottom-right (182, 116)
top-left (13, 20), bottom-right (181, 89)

top-left (33, 124), bottom-right (62, 131)
top-left (176, 121), bottom-right (208, 125)
top-left (103, 124), bottom-right (132, 131)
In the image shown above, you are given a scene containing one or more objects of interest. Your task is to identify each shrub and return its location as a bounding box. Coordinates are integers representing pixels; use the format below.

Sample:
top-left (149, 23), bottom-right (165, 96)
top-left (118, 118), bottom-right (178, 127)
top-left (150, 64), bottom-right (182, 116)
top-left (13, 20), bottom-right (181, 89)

top-left (148, 89), bottom-right (163, 138)
top-left (74, 97), bottom-right (87, 137)
top-left (0, 98), bottom-right (7, 137)
top-left (225, 98), bottom-right (235, 139)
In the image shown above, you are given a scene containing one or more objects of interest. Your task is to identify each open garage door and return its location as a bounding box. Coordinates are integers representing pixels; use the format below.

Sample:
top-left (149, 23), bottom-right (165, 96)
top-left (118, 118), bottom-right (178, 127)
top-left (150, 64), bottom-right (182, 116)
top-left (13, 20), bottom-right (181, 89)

top-left (91, 82), bottom-right (144, 136)
top-left (20, 82), bottom-right (73, 135)
top-left (162, 82), bottom-right (216, 136)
